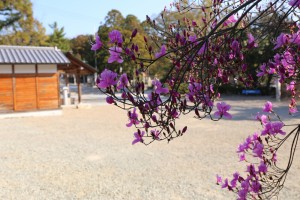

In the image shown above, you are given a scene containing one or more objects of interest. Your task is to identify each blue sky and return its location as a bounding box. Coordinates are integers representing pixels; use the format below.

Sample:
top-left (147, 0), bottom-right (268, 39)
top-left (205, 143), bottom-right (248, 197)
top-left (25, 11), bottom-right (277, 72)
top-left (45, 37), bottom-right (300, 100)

top-left (32, 0), bottom-right (172, 38)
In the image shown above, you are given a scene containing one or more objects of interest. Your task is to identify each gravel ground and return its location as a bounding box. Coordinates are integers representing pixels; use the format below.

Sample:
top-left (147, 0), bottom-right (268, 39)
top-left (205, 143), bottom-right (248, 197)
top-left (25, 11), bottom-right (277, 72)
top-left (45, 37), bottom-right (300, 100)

top-left (0, 96), bottom-right (300, 200)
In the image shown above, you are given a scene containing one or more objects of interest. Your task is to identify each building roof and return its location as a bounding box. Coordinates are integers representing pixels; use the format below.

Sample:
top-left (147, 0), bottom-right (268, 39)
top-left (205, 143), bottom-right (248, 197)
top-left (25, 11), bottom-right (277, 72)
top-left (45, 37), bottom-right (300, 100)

top-left (0, 45), bottom-right (70, 64)
top-left (58, 52), bottom-right (97, 75)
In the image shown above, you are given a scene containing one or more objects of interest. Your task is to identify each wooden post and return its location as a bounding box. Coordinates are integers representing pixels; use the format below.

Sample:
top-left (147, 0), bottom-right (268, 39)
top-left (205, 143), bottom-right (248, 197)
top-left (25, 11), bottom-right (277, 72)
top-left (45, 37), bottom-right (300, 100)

top-left (276, 77), bottom-right (281, 102)
top-left (76, 71), bottom-right (81, 104)
top-left (64, 73), bottom-right (69, 87)
top-left (35, 64), bottom-right (39, 109)
top-left (12, 64), bottom-right (16, 111)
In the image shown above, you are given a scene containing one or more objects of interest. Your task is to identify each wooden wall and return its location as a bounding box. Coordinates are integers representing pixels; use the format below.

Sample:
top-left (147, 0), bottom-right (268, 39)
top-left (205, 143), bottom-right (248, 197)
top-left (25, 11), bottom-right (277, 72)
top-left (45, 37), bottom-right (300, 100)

top-left (0, 75), bottom-right (14, 111)
top-left (0, 64), bottom-right (60, 112)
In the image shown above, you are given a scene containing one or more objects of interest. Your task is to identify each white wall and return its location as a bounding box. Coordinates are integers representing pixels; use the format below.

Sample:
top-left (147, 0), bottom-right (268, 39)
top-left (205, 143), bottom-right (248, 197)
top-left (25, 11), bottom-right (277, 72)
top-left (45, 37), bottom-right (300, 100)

top-left (38, 64), bottom-right (57, 73)
top-left (0, 65), bottom-right (12, 74)
top-left (15, 64), bottom-right (35, 74)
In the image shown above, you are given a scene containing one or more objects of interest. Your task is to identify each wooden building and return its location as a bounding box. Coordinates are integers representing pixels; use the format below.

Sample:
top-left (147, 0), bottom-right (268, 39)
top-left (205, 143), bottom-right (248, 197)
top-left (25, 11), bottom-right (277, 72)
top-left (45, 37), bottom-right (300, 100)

top-left (0, 46), bottom-right (98, 113)
top-left (0, 45), bottom-right (69, 112)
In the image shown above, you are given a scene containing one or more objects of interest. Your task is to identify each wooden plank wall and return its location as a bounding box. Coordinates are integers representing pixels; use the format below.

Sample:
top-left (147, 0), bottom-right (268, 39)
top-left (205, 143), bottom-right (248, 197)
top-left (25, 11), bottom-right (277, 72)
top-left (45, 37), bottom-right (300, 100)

top-left (0, 65), bottom-right (59, 112)
top-left (37, 74), bottom-right (59, 109)
top-left (0, 75), bottom-right (14, 111)
top-left (15, 75), bottom-right (37, 111)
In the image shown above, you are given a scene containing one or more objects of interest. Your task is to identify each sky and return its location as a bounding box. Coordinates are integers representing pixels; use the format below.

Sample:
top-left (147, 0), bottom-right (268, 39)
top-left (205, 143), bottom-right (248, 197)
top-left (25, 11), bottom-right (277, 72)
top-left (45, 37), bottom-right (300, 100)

top-left (32, 0), bottom-right (173, 38)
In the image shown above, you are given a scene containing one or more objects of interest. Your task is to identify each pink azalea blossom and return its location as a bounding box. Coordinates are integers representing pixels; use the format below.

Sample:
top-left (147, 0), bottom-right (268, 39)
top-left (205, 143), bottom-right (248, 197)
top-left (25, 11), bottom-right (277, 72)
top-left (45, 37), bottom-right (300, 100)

top-left (289, 0), bottom-right (300, 7)
top-left (216, 174), bottom-right (222, 184)
top-left (151, 129), bottom-right (160, 140)
top-left (255, 113), bottom-right (268, 125)
top-left (262, 101), bottom-right (273, 112)
top-left (257, 63), bottom-right (267, 77)
top-left (132, 130), bottom-right (145, 145)
top-left (274, 33), bottom-right (289, 49)
top-left (198, 42), bottom-right (207, 55)
top-left (91, 35), bottom-right (103, 51)
top-left (108, 30), bottom-right (123, 44)
top-left (117, 73), bottom-right (129, 90)
top-left (290, 32), bottom-right (300, 45)
top-left (286, 81), bottom-right (296, 91)
top-left (126, 108), bottom-right (140, 127)
top-left (253, 142), bottom-right (264, 158)
top-left (106, 96), bottom-right (114, 104)
top-left (152, 79), bottom-right (169, 94)
top-left (251, 180), bottom-right (261, 193)
top-left (239, 153), bottom-right (246, 161)
top-left (155, 45), bottom-right (167, 58)
top-left (224, 15), bottom-right (237, 26)
top-left (247, 33), bottom-right (258, 49)
top-left (231, 40), bottom-right (239, 52)
top-left (97, 69), bottom-right (118, 89)
top-left (214, 102), bottom-right (232, 119)
top-left (289, 106), bottom-right (298, 114)
top-left (261, 121), bottom-right (285, 136)
top-left (189, 35), bottom-right (197, 42)
top-left (222, 178), bottom-right (229, 188)
top-left (258, 161), bottom-right (268, 173)
top-left (108, 47), bottom-right (123, 63)
top-left (230, 172), bottom-right (239, 188)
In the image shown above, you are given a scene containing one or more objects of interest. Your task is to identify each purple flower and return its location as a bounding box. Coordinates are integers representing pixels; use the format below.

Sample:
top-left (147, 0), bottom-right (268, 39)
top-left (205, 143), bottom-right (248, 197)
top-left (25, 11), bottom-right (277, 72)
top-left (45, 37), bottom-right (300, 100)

top-left (274, 33), bottom-right (289, 49)
top-left (198, 42), bottom-right (207, 55)
top-left (251, 180), bottom-right (261, 193)
top-left (289, 106), bottom-right (298, 114)
top-left (155, 45), bottom-right (167, 58)
top-left (117, 73), bottom-right (129, 90)
top-left (262, 101), bottom-right (273, 112)
top-left (214, 102), bottom-right (232, 119)
top-left (238, 189), bottom-right (248, 200)
top-left (289, 0), bottom-right (300, 7)
top-left (192, 20), bottom-right (197, 26)
top-left (97, 69), bottom-right (118, 89)
top-left (126, 108), bottom-right (140, 127)
top-left (223, 15), bottom-right (237, 26)
top-left (247, 33), bottom-right (258, 49)
top-left (222, 178), bottom-right (229, 188)
top-left (148, 93), bottom-right (162, 107)
top-left (106, 96), bottom-right (114, 104)
top-left (231, 40), bottom-right (239, 52)
top-left (271, 122), bottom-right (286, 135)
top-left (152, 79), bottom-right (169, 94)
top-left (108, 47), bottom-right (123, 63)
top-left (286, 81), bottom-right (296, 91)
top-left (255, 113), bottom-right (268, 125)
top-left (272, 152), bottom-right (277, 162)
top-left (253, 142), bottom-right (264, 158)
top-left (216, 174), bottom-right (222, 184)
top-left (91, 35), bottom-right (103, 51)
top-left (239, 153), bottom-right (246, 161)
top-left (290, 32), bottom-right (300, 45)
top-left (109, 30), bottom-right (123, 44)
top-left (258, 161), bottom-right (268, 173)
top-left (189, 35), bottom-right (197, 42)
top-left (257, 63), bottom-right (267, 77)
top-left (262, 121), bottom-right (285, 136)
top-left (132, 130), bottom-right (145, 145)
top-left (230, 172), bottom-right (239, 188)
top-left (151, 129), bottom-right (160, 140)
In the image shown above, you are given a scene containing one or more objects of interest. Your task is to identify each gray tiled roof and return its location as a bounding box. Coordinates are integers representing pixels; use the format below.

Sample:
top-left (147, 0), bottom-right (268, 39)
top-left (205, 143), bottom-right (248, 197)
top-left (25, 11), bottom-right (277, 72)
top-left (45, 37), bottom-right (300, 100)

top-left (0, 45), bottom-right (70, 64)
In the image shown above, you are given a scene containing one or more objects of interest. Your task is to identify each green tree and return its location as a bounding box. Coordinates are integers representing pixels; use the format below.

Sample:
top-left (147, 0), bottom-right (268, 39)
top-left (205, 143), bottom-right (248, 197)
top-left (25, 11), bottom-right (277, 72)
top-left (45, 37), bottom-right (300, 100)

top-left (104, 9), bottom-right (124, 28)
top-left (47, 22), bottom-right (70, 52)
top-left (0, 2), bottom-right (21, 30)
top-left (70, 34), bottom-right (96, 66)
top-left (0, 0), bottom-right (48, 46)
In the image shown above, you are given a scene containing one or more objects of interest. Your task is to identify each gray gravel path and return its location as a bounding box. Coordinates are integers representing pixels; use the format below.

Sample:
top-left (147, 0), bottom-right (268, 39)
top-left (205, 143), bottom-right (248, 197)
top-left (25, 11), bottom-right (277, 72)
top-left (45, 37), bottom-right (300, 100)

top-left (0, 96), bottom-right (299, 199)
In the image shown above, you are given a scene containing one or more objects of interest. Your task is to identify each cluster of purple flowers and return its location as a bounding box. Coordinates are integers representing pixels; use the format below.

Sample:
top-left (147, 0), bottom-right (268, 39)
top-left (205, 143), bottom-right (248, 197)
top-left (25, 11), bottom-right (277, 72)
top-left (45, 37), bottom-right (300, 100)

top-left (217, 101), bottom-right (287, 199)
